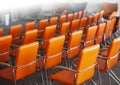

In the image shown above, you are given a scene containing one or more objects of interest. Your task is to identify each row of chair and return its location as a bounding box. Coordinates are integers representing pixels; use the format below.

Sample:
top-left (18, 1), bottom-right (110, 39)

top-left (0, 34), bottom-right (120, 85)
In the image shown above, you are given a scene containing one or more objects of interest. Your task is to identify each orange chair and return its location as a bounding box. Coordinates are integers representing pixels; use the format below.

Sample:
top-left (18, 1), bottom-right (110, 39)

top-left (83, 26), bottom-right (97, 48)
top-left (79, 17), bottom-right (87, 30)
top-left (95, 23), bottom-right (106, 44)
top-left (66, 13), bottom-right (73, 22)
top-left (49, 17), bottom-right (58, 26)
top-left (9, 24), bottom-right (22, 44)
top-left (22, 29), bottom-right (38, 45)
top-left (0, 35), bottom-right (12, 62)
top-left (69, 19), bottom-right (80, 33)
top-left (37, 35), bottom-right (65, 85)
top-left (59, 22), bottom-right (70, 36)
top-left (59, 15), bottom-right (66, 25)
top-left (0, 28), bottom-right (3, 36)
top-left (78, 11), bottom-right (82, 19)
top-left (37, 19), bottom-right (48, 38)
top-left (103, 20), bottom-right (111, 40)
top-left (37, 35), bottom-right (65, 70)
top-left (82, 10), bottom-right (86, 18)
top-left (11, 29), bottom-right (38, 57)
top-left (73, 12), bottom-right (78, 20)
top-left (96, 37), bottom-right (120, 84)
top-left (109, 17), bottom-right (116, 36)
top-left (39, 25), bottom-right (56, 49)
top-left (98, 10), bottom-right (104, 23)
top-left (62, 30), bottom-right (83, 61)
top-left (86, 15), bottom-right (93, 27)
top-left (50, 44), bottom-right (100, 85)
top-left (92, 12), bottom-right (100, 25)
top-left (24, 21), bottom-right (35, 34)
top-left (0, 42), bottom-right (39, 85)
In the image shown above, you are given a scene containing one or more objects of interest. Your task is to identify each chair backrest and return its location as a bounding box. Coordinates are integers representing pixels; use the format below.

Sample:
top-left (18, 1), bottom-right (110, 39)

top-left (59, 15), bottom-right (66, 25)
top-left (49, 17), bottom-right (58, 26)
top-left (79, 17), bottom-right (87, 30)
top-left (0, 35), bottom-right (12, 62)
top-left (82, 10), bottom-right (86, 18)
top-left (95, 23), bottom-right (106, 44)
top-left (9, 24), bottom-right (22, 44)
top-left (104, 20), bottom-right (111, 39)
top-left (109, 17), bottom-right (116, 36)
top-left (15, 42), bottom-right (39, 80)
top-left (93, 12), bottom-right (100, 24)
top-left (98, 10), bottom-right (105, 23)
top-left (59, 22), bottom-right (70, 35)
top-left (73, 12), bottom-right (78, 20)
top-left (66, 13), bottom-right (73, 22)
top-left (67, 30), bottom-right (83, 59)
top-left (22, 29), bottom-right (37, 45)
top-left (43, 25), bottom-right (56, 40)
top-left (0, 28), bottom-right (3, 36)
top-left (84, 26), bottom-right (97, 47)
top-left (78, 11), bottom-right (82, 19)
top-left (86, 15), bottom-right (93, 27)
top-left (70, 19), bottom-right (79, 32)
top-left (106, 37), bottom-right (120, 69)
top-left (38, 19), bottom-right (48, 37)
top-left (24, 21), bottom-right (35, 34)
top-left (76, 44), bottom-right (99, 84)
top-left (44, 35), bottom-right (65, 69)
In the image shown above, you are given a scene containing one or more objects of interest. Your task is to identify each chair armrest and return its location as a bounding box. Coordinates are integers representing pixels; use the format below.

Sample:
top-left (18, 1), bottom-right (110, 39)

top-left (100, 47), bottom-right (109, 53)
top-left (11, 44), bottom-right (20, 48)
top-left (0, 62), bottom-right (13, 67)
top-left (37, 38), bottom-right (43, 42)
top-left (97, 55), bottom-right (108, 60)
top-left (52, 66), bottom-right (76, 72)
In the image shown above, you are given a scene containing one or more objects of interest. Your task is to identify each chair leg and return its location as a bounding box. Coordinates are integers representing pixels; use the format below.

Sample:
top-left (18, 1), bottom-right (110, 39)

top-left (41, 71), bottom-right (45, 85)
top-left (90, 79), bottom-right (97, 85)
top-left (12, 69), bottom-right (17, 85)
top-left (109, 69), bottom-right (120, 83)
top-left (45, 70), bottom-right (49, 85)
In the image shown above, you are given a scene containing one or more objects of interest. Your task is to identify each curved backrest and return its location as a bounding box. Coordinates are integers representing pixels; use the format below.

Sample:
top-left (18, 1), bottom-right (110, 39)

top-left (95, 23), bottom-right (106, 44)
top-left (98, 10), bottom-right (104, 23)
top-left (0, 28), bottom-right (3, 36)
top-left (38, 19), bottom-right (48, 37)
top-left (79, 17), bottom-right (87, 30)
top-left (66, 13), bottom-right (73, 22)
top-left (43, 25), bottom-right (56, 40)
top-left (104, 20), bottom-right (111, 39)
top-left (59, 15), bottom-right (66, 25)
top-left (73, 12), bottom-right (78, 20)
top-left (67, 30), bottom-right (83, 59)
top-left (109, 17), bottom-right (116, 36)
top-left (49, 17), bottom-right (58, 26)
top-left (70, 19), bottom-right (79, 32)
top-left (78, 11), bottom-right (82, 19)
top-left (15, 42), bottom-right (39, 80)
top-left (45, 35), bottom-right (65, 69)
top-left (24, 21), bottom-right (35, 34)
top-left (93, 12), bottom-right (100, 24)
top-left (76, 44), bottom-right (100, 84)
top-left (106, 37), bottom-right (120, 69)
top-left (84, 26), bottom-right (97, 47)
top-left (59, 22), bottom-right (70, 35)
top-left (82, 10), bottom-right (86, 18)
top-left (86, 15), bottom-right (93, 26)
top-left (9, 24), bottom-right (22, 44)
top-left (22, 29), bottom-right (37, 45)
top-left (0, 35), bottom-right (12, 62)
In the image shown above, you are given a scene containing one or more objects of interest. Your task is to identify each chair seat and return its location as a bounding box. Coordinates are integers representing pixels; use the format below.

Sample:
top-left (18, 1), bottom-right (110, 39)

top-left (50, 70), bottom-right (75, 85)
top-left (0, 67), bottom-right (13, 81)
